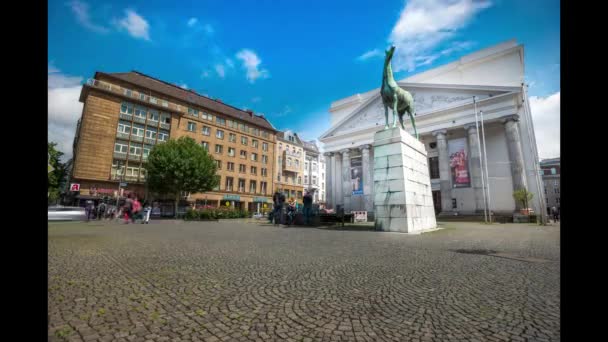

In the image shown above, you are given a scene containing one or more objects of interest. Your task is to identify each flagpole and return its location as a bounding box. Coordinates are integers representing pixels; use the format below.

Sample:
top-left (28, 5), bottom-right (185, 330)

top-left (473, 97), bottom-right (488, 223)
top-left (480, 110), bottom-right (492, 223)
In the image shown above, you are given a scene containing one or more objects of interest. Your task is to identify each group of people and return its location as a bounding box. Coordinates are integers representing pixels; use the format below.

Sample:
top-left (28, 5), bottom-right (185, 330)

top-left (269, 190), bottom-right (314, 226)
top-left (84, 193), bottom-right (151, 224)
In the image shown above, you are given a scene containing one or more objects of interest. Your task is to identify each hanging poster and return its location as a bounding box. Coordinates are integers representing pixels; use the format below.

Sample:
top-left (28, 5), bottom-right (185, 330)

top-left (448, 138), bottom-right (471, 188)
top-left (350, 157), bottom-right (363, 195)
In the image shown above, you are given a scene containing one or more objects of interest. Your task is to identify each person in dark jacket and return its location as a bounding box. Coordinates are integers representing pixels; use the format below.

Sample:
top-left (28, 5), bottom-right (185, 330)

top-left (303, 191), bottom-right (313, 225)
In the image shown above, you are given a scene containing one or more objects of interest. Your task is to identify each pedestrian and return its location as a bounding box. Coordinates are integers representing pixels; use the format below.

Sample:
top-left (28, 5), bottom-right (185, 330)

top-left (142, 201), bottom-right (152, 224)
top-left (303, 190), bottom-right (313, 225)
top-left (123, 194), bottom-right (134, 224)
top-left (131, 196), bottom-right (142, 223)
top-left (98, 201), bottom-right (107, 220)
top-left (272, 191), bottom-right (281, 225)
top-left (286, 198), bottom-right (296, 226)
top-left (551, 206), bottom-right (558, 223)
top-left (85, 200), bottom-right (95, 222)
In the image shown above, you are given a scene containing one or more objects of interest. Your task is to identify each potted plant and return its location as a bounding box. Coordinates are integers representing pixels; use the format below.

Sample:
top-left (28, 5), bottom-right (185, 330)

top-left (513, 188), bottom-right (534, 216)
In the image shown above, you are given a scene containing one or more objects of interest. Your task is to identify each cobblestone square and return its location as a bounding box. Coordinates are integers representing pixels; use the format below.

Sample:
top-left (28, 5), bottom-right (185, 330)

top-left (48, 221), bottom-right (560, 342)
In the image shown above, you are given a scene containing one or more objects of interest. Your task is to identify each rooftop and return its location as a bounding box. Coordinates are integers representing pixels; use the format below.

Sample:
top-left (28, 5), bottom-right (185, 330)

top-left (94, 71), bottom-right (277, 132)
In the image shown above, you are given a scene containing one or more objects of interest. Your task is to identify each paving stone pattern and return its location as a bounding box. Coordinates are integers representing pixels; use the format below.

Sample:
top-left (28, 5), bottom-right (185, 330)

top-left (48, 221), bottom-right (560, 342)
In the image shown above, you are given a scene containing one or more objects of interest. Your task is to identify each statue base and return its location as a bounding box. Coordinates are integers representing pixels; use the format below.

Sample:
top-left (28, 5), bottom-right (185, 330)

top-left (373, 127), bottom-right (437, 233)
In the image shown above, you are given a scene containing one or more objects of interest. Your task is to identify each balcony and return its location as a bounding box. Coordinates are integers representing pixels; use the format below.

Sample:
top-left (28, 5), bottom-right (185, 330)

top-left (157, 139), bottom-right (167, 144)
top-left (147, 120), bottom-right (159, 127)
top-left (128, 154), bottom-right (141, 162)
top-left (113, 152), bottom-right (127, 159)
top-left (131, 135), bottom-right (144, 143)
top-left (133, 116), bottom-right (146, 124)
top-left (144, 137), bottom-right (156, 145)
top-left (282, 150), bottom-right (302, 173)
top-left (119, 113), bottom-right (133, 121)
top-left (124, 175), bottom-right (139, 182)
top-left (142, 155), bottom-right (148, 162)
top-left (117, 132), bottom-right (130, 140)
top-left (86, 78), bottom-right (185, 114)
top-left (160, 122), bottom-right (171, 130)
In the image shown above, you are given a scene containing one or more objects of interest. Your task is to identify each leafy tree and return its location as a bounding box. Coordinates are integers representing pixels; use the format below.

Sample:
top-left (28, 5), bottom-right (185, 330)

top-left (513, 188), bottom-right (534, 211)
top-left (48, 142), bottom-right (67, 204)
top-left (146, 136), bottom-right (219, 217)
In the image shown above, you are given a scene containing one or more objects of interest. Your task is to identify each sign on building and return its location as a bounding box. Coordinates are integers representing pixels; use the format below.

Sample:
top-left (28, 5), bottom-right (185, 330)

top-left (70, 183), bottom-right (80, 192)
top-left (350, 157), bottom-right (363, 195)
top-left (448, 138), bottom-right (471, 188)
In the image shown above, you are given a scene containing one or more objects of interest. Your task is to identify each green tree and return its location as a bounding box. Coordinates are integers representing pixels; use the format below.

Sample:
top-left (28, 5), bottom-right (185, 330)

top-left (513, 188), bottom-right (534, 211)
top-left (48, 142), bottom-right (67, 204)
top-left (146, 136), bottom-right (219, 217)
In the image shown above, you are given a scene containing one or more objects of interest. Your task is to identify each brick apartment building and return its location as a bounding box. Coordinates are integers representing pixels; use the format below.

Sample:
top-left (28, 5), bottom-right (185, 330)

top-left (273, 130), bottom-right (305, 204)
top-left (70, 71), bottom-right (277, 213)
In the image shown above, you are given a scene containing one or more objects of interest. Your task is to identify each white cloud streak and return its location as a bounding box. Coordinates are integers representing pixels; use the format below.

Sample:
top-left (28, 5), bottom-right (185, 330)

top-left (116, 9), bottom-right (150, 41)
top-left (530, 91), bottom-right (560, 159)
top-left (389, 0), bottom-right (491, 72)
top-left (215, 64), bottom-right (226, 78)
top-left (187, 18), bottom-right (198, 27)
top-left (357, 49), bottom-right (383, 61)
top-left (236, 49), bottom-right (269, 83)
top-left (67, 0), bottom-right (110, 33)
top-left (48, 64), bottom-right (84, 161)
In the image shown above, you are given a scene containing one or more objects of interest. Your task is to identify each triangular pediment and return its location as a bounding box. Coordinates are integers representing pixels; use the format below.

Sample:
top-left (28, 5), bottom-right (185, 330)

top-left (320, 83), bottom-right (518, 139)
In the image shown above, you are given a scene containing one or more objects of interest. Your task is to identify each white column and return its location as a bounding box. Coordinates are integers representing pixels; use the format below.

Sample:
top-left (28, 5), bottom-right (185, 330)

top-left (464, 124), bottom-right (484, 212)
top-left (503, 114), bottom-right (528, 209)
top-left (432, 129), bottom-right (452, 213)
top-left (340, 149), bottom-right (351, 212)
top-left (324, 152), bottom-right (333, 209)
top-left (334, 152), bottom-right (342, 208)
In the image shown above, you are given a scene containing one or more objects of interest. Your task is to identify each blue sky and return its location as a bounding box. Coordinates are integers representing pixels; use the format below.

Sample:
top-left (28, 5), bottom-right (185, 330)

top-left (49, 0), bottom-right (560, 159)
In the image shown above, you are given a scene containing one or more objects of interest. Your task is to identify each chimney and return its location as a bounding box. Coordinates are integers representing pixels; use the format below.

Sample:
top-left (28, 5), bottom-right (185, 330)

top-left (245, 109), bottom-right (254, 117)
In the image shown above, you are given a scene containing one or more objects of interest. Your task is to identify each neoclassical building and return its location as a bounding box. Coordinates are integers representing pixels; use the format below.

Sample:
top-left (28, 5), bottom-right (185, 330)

top-left (319, 39), bottom-right (546, 219)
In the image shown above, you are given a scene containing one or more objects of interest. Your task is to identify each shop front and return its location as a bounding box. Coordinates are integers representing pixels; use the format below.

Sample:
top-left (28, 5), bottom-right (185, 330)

top-left (249, 197), bottom-right (273, 214)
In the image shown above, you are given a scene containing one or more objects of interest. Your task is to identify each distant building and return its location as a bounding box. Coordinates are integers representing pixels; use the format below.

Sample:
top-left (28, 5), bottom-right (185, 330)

top-left (302, 140), bottom-right (326, 204)
top-left (274, 130), bottom-right (305, 203)
top-left (540, 158), bottom-right (560, 213)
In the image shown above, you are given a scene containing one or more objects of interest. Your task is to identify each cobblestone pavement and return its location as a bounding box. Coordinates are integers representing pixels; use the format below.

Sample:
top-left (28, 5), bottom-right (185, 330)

top-left (48, 221), bottom-right (560, 342)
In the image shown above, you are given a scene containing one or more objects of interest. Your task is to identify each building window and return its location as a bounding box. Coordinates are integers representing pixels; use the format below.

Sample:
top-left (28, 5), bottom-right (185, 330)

top-left (139, 93), bottom-right (146, 101)
top-left (279, 143), bottom-right (283, 150)
top-left (251, 166), bottom-right (257, 175)
top-left (262, 142), bottom-right (268, 151)
top-left (123, 88), bottom-right (132, 97)
top-left (225, 177), bottom-right (234, 191)
top-left (120, 102), bottom-right (134, 115)
top-left (289, 136), bottom-right (295, 142)
top-left (239, 164), bottom-right (246, 173)
top-left (215, 144), bottom-right (223, 154)
top-left (148, 110), bottom-right (159, 122)
top-left (202, 112), bottom-right (213, 121)
top-left (322, 182), bottom-right (325, 190)
top-left (287, 158), bottom-right (292, 166)
top-left (132, 123), bottom-right (145, 137)
top-left (551, 168), bottom-right (557, 175)
top-left (252, 140), bottom-right (259, 148)
top-left (261, 181), bottom-right (267, 195)
top-left (216, 117), bottom-right (226, 126)
top-left (429, 157), bottom-right (440, 179)
top-left (187, 122), bottom-right (196, 132)
top-left (238, 179), bottom-right (246, 192)
top-left (201, 141), bottom-right (209, 151)
top-left (227, 162), bottom-right (235, 171)
top-left (278, 157), bottom-right (282, 165)
top-left (216, 130), bottom-right (224, 139)
top-left (228, 147), bottom-right (235, 157)
top-left (117, 121), bottom-right (131, 134)
top-left (161, 114), bottom-right (171, 124)
top-left (114, 142), bottom-right (128, 153)
top-left (158, 131), bottom-right (169, 141)
top-left (134, 106), bottom-right (147, 119)
top-left (215, 160), bottom-right (222, 169)
top-left (261, 168), bottom-right (267, 177)
top-left (149, 96), bottom-right (158, 104)
top-left (262, 131), bottom-right (269, 138)
top-left (556, 197), bottom-right (560, 204)
top-left (297, 191), bottom-right (302, 199)
top-left (277, 174), bottom-right (281, 182)
top-left (241, 136), bottom-right (248, 145)
top-left (240, 150), bottom-right (247, 159)
top-left (554, 180), bottom-right (558, 187)
top-left (249, 180), bottom-right (257, 193)
top-left (262, 155), bottom-right (268, 164)
top-left (312, 176), bottom-right (317, 185)
top-left (143, 144), bottom-right (152, 159)
top-left (554, 188), bottom-right (560, 194)
top-left (188, 107), bottom-right (199, 117)
top-left (129, 144), bottom-right (142, 156)
top-left (298, 176), bottom-right (302, 185)
top-left (161, 100), bottom-right (168, 108)
top-left (229, 133), bottom-right (237, 142)
top-left (202, 126), bottom-right (211, 136)
top-left (304, 175), bottom-right (308, 184)
top-left (251, 153), bottom-right (258, 162)
top-left (305, 162), bottom-right (308, 170)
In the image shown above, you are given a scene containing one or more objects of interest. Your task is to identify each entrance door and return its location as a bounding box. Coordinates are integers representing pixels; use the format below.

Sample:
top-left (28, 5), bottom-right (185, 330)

top-left (432, 191), bottom-right (441, 215)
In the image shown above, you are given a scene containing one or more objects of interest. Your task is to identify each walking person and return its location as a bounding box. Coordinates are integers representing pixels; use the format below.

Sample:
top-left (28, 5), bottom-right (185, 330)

top-left (286, 198), bottom-right (296, 226)
top-left (123, 194), bottom-right (134, 224)
top-left (303, 190), bottom-right (313, 226)
top-left (272, 191), bottom-right (281, 225)
top-left (142, 201), bottom-right (152, 224)
top-left (98, 201), bottom-right (107, 220)
top-left (131, 196), bottom-right (142, 223)
top-left (551, 206), bottom-right (559, 223)
top-left (85, 200), bottom-right (95, 222)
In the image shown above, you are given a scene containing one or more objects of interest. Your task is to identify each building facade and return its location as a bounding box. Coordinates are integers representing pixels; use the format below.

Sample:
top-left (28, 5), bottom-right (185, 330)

top-left (319, 40), bottom-right (546, 220)
top-left (71, 71), bottom-right (277, 212)
top-left (273, 130), bottom-right (305, 203)
top-left (540, 158), bottom-right (560, 213)
top-left (302, 140), bottom-right (326, 204)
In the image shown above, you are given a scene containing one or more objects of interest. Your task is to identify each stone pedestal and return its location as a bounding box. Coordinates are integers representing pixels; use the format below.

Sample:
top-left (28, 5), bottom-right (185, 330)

top-left (373, 127), bottom-right (437, 233)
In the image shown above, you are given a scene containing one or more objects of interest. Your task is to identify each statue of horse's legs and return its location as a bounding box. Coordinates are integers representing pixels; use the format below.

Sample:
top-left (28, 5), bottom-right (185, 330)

top-left (392, 95), bottom-right (398, 128)
top-left (399, 112), bottom-right (406, 130)
top-left (384, 105), bottom-right (389, 130)
top-left (408, 110), bottom-right (419, 139)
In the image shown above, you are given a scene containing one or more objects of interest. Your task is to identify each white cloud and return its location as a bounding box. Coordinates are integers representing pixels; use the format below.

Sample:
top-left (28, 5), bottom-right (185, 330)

top-left (215, 64), bottom-right (226, 78)
top-left (201, 70), bottom-right (211, 78)
top-left (203, 24), bottom-right (214, 35)
top-left (179, 83), bottom-right (188, 89)
top-left (116, 9), bottom-right (150, 41)
top-left (67, 0), bottom-right (109, 33)
top-left (389, 0), bottom-right (491, 72)
top-left (225, 58), bottom-right (234, 68)
top-left (48, 65), bottom-right (84, 161)
top-left (357, 49), bottom-right (382, 61)
top-left (529, 91), bottom-right (560, 159)
top-left (236, 49), bottom-right (269, 83)
top-left (187, 17), bottom-right (198, 27)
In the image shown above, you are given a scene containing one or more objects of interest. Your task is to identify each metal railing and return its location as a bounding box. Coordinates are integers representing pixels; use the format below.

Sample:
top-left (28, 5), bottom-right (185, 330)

top-left (160, 122), bottom-right (170, 130)
top-left (144, 137), bottom-right (156, 145)
top-left (113, 152), bottom-right (127, 159)
top-left (128, 154), bottom-right (141, 162)
top-left (133, 116), bottom-right (146, 124)
top-left (119, 113), bottom-right (133, 121)
top-left (131, 135), bottom-right (144, 143)
top-left (116, 132), bottom-right (129, 140)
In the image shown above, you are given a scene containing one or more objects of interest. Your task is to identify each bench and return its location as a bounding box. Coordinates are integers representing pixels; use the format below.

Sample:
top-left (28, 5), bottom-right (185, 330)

top-left (319, 213), bottom-right (354, 227)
